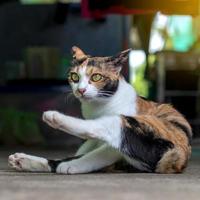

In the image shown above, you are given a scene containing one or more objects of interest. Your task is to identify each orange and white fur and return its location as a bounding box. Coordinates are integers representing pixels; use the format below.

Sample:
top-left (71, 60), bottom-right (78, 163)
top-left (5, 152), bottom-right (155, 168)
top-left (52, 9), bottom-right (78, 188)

top-left (8, 47), bottom-right (192, 174)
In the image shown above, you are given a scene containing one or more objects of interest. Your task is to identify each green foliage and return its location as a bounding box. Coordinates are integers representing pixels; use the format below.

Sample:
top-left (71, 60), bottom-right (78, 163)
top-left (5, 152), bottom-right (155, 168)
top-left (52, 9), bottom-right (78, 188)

top-left (131, 63), bottom-right (149, 98)
top-left (0, 108), bottom-right (44, 145)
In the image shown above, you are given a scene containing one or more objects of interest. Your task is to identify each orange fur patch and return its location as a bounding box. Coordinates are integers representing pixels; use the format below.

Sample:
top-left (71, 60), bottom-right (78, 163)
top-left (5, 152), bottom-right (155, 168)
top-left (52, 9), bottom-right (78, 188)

top-left (68, 58), bottom-right (120, 90)
top-left (135, 97), bottom-right (192, 173)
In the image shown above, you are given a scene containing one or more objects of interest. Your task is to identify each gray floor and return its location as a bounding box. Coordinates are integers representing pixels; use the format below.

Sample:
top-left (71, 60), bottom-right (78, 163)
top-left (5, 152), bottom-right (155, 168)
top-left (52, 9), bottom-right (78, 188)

top-left (0, 147), bottom-right (200, 200)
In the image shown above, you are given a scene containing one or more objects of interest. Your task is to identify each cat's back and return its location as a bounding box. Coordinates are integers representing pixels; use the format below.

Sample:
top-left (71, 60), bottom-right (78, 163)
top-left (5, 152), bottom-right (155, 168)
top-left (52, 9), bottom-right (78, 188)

top-left (137, 96), bottom-right (190, 122)
top-left (136, 96), bottom-right (193, 142)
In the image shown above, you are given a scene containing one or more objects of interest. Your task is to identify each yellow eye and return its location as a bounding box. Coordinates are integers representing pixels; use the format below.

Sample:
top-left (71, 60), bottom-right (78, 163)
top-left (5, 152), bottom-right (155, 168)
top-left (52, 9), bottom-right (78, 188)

top-left (70, 73), bottom-right (79, 83)
top-left (91, 74), bottom-right (103, 82)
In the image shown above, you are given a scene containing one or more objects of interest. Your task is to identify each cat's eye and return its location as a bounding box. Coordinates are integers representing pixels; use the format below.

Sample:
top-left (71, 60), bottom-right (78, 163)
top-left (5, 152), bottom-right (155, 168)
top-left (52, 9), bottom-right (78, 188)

top-left (91, 73), bottom-right (103, 82)
top-left (70, 72), bottom-right (79, 83)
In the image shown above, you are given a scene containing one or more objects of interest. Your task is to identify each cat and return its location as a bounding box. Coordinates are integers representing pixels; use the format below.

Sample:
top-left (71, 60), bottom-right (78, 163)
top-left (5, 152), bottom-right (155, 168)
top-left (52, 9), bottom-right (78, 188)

top-left (8, 46), bottom-right (192, 174)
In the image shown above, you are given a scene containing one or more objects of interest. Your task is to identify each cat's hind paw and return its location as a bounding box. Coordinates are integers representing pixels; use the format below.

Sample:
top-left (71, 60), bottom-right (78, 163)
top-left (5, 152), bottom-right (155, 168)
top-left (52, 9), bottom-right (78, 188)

top-left (8, 153), bottom-right (50, 172)
top-left (8, 153), bottom-right (25, 171)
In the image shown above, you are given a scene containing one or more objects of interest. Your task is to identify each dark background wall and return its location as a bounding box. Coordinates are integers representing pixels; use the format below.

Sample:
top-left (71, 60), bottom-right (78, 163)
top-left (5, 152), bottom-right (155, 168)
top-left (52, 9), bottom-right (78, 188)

top-left (0, 2), bottom-right (129, 66)
top-left (0, 2), bottom-right (131, 146)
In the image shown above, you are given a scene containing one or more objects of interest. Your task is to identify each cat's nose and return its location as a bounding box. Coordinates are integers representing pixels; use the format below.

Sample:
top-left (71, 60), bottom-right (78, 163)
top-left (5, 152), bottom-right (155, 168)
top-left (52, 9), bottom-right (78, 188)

top-left (78, 88), bottom-right (86, 95)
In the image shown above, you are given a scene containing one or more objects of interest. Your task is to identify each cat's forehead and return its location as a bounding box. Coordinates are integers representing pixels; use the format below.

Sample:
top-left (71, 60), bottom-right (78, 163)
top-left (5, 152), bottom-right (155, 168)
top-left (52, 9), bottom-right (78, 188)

top-left (70, 57), bottom-right (107, 74)
top-left (87, 57), bottom-right (107, 67)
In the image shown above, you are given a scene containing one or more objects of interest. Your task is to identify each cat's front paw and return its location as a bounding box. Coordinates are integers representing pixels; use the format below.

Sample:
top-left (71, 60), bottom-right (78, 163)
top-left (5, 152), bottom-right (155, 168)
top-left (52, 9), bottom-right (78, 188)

top-left (56, 162), bottom-right (82, 174)
top-left (42, 111), bottom-right (64, 129)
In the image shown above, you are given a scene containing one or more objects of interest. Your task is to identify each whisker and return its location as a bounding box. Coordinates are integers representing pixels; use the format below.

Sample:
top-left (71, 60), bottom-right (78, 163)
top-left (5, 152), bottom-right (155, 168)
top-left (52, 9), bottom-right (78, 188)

top-left (63, 88), bottom-right (73, 92)
top-left (98, 93), bottom-right (114, 96)
top-left (64, 92), bottom-right (76, 104)
top-left (98, 91), bottom-right (115, 95)
top-left (99, 90), bottom-right (115, 93)
top-left (98, 93), bottom-right (114, 97)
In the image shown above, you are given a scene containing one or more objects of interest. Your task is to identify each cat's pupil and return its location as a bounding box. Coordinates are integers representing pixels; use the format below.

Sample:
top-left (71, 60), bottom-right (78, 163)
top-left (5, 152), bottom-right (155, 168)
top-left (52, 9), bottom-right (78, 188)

top-left (71, 72), bottom-right (79, 83)
top-left (91, 74), bottom-right (103, 82)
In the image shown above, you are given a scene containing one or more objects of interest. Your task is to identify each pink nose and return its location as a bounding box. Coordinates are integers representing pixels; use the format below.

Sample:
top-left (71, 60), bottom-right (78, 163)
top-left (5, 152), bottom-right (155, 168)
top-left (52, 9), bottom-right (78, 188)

top-left (78, 88), bottom-right (86, 95)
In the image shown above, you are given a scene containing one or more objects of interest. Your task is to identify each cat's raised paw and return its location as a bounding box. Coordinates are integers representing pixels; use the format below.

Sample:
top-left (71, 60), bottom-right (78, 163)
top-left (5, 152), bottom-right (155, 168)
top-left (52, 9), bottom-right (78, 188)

top-left (42, 111), bottom-right (63, 129)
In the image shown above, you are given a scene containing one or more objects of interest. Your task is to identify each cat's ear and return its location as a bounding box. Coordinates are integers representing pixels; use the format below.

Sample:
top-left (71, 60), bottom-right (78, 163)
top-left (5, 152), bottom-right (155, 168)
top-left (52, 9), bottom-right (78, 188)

top-left (109, 48), bottom-right (132, 73)
top-left (71, 46), bottom-right (87, 62)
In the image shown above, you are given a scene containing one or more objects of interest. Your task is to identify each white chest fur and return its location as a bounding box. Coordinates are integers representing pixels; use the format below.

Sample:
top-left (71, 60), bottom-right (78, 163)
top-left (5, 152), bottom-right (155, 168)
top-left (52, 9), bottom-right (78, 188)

top-left (81, 79), bottom-right (137, 119)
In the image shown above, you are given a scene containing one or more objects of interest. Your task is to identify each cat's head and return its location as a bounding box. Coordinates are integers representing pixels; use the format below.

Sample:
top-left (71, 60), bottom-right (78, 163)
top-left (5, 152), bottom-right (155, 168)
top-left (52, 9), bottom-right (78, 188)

top-left (68, 46), bottom-right (131, 102)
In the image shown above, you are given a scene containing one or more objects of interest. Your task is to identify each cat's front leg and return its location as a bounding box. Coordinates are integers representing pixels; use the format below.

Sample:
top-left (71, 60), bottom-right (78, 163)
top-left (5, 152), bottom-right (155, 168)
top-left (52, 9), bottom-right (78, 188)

top-left (43, 111), bottom-right (122, 149)
top-left (42, 111), bottom-right (63, 129)
top-left (43, 111), bottom-right (88, 139)
top-left (56, 144), bottom-right (122, 174)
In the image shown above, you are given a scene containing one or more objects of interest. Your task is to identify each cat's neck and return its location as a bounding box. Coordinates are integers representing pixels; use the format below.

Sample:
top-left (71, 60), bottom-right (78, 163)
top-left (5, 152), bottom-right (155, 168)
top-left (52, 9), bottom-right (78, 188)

top-left (81, 78), bottom-right (137, 119)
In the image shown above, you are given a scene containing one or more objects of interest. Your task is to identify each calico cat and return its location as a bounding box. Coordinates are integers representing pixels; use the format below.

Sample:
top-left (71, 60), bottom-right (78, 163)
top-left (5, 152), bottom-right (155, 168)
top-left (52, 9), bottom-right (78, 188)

top-left (8, 46), bottom-right (192, 174)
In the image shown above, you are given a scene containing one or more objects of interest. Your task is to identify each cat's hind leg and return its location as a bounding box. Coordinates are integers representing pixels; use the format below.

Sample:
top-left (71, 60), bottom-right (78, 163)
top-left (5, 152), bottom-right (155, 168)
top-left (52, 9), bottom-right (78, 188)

top-left (8, 153), bottom-right (51, 172)
top-left (8, 145), bottom-right (121, 174)
top-left (8, 153), bottom-right (82, 172)
top-left (75, 139), bottom-right (101, 156)
top-left (56, 144), bottom-right (122, 174)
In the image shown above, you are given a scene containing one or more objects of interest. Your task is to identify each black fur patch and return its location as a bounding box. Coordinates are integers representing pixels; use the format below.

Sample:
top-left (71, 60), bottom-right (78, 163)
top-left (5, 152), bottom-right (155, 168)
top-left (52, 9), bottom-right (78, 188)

top-left (48, 155), bottom-right (83, 173)
top-left (88, 59), bottom-right (98, 67)
top-left (98, 79), bottom-right (119, 97)
top-left (121, 117), bottom-right (174, 172)
top-left (169, 120), bottom-right (192, 145)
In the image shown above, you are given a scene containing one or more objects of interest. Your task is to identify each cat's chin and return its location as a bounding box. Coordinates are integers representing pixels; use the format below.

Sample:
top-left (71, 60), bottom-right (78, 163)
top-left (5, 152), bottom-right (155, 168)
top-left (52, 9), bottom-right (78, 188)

top-left (77, 94), bottom-right (111, 103)
top-left (79, 96), bottom-right (95, 102)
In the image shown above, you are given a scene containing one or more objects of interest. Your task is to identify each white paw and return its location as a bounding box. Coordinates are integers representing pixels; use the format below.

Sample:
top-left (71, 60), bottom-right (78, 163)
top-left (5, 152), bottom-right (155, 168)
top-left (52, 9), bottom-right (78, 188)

top-left (56, 162), bottom-right (82, 174)
top-left (8, 153), bottom-right (25, 171)
top-left (8, 153), bottom-right (50, 172)
top-left (42, 111), bottom-right (64, 129)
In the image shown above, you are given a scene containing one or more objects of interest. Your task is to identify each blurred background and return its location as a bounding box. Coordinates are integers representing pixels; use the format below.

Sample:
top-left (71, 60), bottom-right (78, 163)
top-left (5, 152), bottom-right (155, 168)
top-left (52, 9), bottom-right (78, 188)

top-left (0, 0), bottom-right (200, 150)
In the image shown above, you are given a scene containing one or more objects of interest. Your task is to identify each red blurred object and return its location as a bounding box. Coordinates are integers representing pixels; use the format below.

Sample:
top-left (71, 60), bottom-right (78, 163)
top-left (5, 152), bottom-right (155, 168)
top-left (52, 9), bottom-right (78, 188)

top-left (82, 0), bottom-right (199, 18)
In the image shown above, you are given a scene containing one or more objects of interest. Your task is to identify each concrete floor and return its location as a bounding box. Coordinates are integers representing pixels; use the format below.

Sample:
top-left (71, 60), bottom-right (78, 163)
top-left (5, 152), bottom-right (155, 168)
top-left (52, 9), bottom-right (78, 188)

top-left (0, 147), bottom-right (200, 200)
